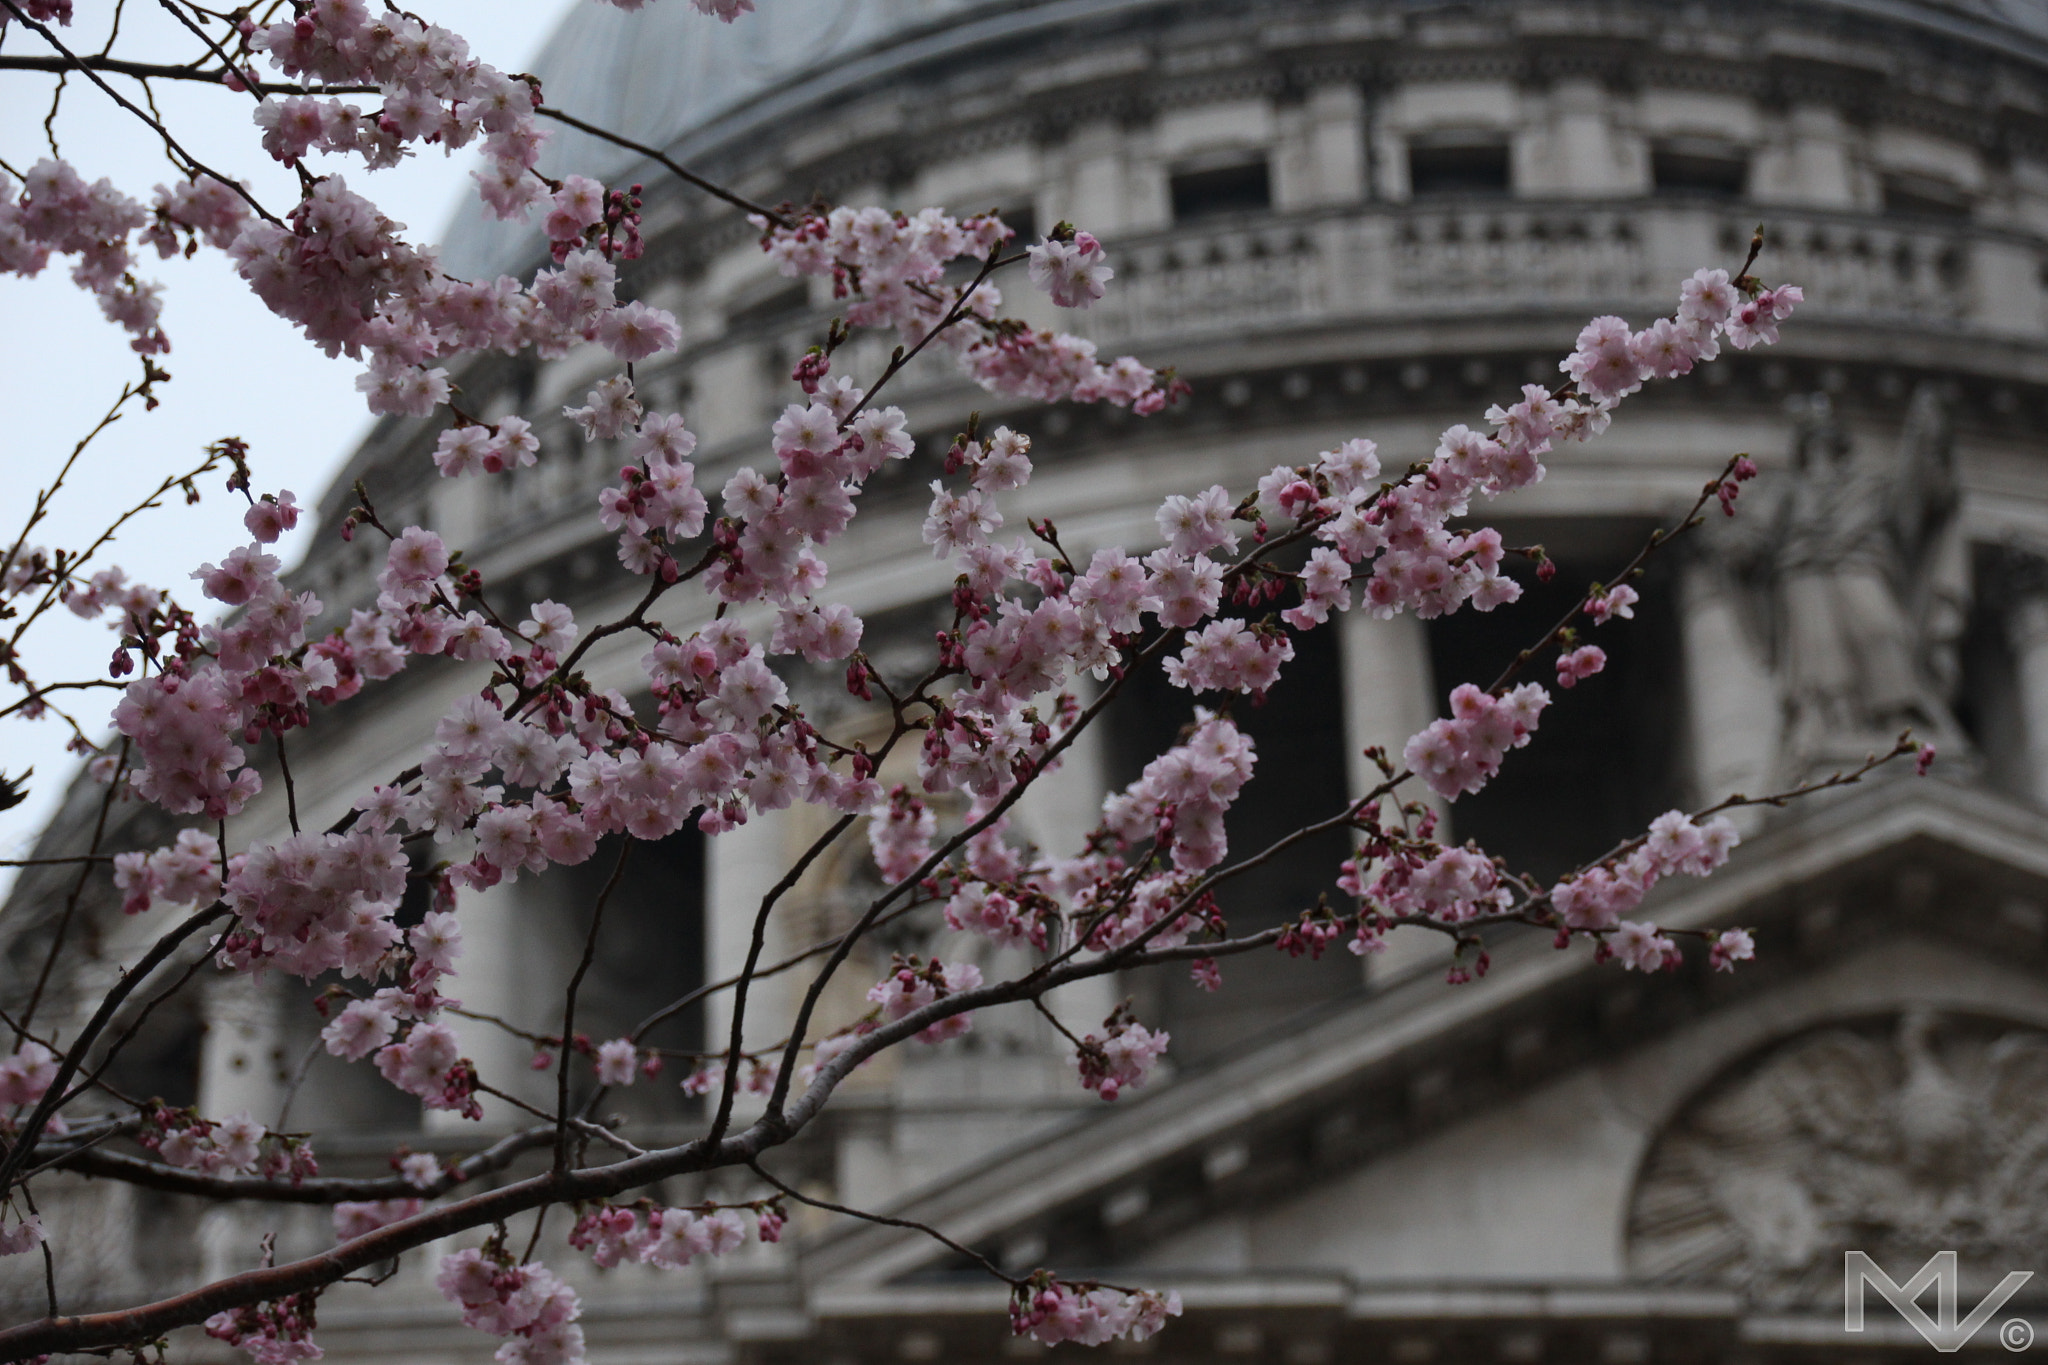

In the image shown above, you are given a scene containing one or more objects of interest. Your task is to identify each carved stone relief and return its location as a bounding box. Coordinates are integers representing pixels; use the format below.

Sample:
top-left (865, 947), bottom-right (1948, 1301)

top-left (1629, 1010), bottom-right (2048, 1308)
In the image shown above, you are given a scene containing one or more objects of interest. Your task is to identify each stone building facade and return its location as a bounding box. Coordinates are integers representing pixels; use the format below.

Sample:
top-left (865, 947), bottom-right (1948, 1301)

top-left (11, 0), bottom-right (2048, 1360)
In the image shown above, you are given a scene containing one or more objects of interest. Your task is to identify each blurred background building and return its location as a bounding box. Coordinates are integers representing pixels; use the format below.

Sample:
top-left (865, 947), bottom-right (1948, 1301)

top-left (11, 0), bottom-right (2048, 1359)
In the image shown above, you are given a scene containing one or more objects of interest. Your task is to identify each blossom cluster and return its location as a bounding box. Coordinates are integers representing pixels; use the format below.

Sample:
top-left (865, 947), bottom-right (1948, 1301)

top-left (0, 1214), bottom-right (45, 1258)
top-left (866, 957), bottom-right (985, 1044)
top-left (0, 160), bottom-right (183, 354)
top-left (1011, 1275), bottom-right (1182, 1346)
top-left (0, 1042), bottom-right (58, 1112)
top-left (755, 207), bottom-right (1177, 410)
top-left (140, 1108), bottom-right (267, 1175)
top-left (111, 827), bottom-right (223, 915)
top-left (567, 1200), bottom-right (772, 1270)
top-left (1073, 1011), bottom-right (1172, 1102)
top-left (1064, 713), bottom-right (1251, 899)
top-left (1562, 269), bottom-right (1802, 399)
top-left (1550, 810), bottom-right (1741, 937)
top-left (204, 1293), bottom-right (321, 1365)
top-left (436, 1249), bottom-right (584, 1365)
top-left (1403, 684), bottom-right (1551, 801)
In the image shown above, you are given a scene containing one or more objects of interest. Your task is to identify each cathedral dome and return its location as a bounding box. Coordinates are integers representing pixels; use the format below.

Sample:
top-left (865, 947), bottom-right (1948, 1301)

top-left (440, 0), bottom-right (1023, 277)
top-left (438, 0), bottom-right (2048, 281)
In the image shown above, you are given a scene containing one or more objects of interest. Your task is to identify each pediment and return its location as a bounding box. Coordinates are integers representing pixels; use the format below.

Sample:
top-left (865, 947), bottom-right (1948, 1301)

top-left (802, 777), bottom-right (2048, 1297)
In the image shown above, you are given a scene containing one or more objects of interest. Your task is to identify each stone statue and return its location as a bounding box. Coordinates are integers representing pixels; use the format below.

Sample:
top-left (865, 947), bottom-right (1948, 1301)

top-left (1715, 384), bottom-right (1967, 777)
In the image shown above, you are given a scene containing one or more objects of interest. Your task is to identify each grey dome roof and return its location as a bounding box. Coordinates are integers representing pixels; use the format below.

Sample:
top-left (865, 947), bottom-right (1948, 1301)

top-left (439, 0), bottom-right (1017, 278)
top-left (437, 0), bottom-right (2048, 280)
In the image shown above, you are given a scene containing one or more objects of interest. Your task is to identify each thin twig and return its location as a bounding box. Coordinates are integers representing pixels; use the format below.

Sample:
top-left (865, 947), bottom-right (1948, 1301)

top-left (555, 840), bottom-right (631, 1173)
top-left (747, 1159), bottom-right (1016, 1284)
top-left (17, 740), bottom-right (129, 1042)
top-left (0, 0), bottom-right (281, 225)
top-left (534, 105), bottom-right (791, 227)
top-left (0, 903), bottom-right (229, 1194)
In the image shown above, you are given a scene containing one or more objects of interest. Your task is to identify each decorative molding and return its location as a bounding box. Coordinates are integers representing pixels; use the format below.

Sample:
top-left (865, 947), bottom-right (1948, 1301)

top-left (1630, 1009), bottom-right (2048, 1309)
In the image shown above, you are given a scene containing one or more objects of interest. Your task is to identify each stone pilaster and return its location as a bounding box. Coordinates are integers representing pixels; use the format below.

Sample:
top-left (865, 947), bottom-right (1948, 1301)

top-left (1337, 608), bottom-right (1441, 982)
top-left (2006, 555), bottom-right (2048, 809)
top-left (1680, 558), bottom-right (1779, 832)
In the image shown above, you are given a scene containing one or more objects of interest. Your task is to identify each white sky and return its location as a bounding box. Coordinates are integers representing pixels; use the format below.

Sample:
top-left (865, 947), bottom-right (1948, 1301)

top-left (0, 2), bottom-right (573, 883)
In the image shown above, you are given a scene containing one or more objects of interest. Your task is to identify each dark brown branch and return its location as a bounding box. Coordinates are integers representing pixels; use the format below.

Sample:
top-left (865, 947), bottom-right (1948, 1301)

top-left (16, 741), bottom-right (127, 1041)
top-left (706, 813), bottom-right (857, 1147)
top-left (33, 1123), bottom-right (556, 1203)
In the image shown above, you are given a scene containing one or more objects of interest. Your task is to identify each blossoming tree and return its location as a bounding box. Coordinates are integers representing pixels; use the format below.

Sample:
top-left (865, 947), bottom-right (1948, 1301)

top-left (0, 0), bottom-right (1926, 1360)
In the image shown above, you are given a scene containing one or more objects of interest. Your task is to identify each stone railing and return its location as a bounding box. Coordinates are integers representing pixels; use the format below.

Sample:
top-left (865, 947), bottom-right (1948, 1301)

top-left (1087, 199), bottom-right (2044, 347)
top-left (434, 198), bottom-right (2044, 564)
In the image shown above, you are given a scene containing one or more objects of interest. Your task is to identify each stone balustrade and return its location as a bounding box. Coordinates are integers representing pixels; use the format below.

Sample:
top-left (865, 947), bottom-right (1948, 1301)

top-left (411, 198), bottom-right (2043, 580)
top-left (1088, 200), bottom-right (2038, 345)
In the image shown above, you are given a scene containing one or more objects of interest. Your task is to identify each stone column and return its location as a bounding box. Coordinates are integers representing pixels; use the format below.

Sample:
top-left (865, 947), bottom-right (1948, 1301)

top-left (197, 973), bottom-right (287, 1125)
top-left (1337, 609), bottom-right (1438, 815)
top-left (2009, 572), bottom-right (2048, 808)
top-left (1680, 558), bottom-right (1779, 832)
top-left (703, 806), bottom-right (792, 1124)
top-left (1276, 85), bottom-right (1366, 208)
top-left (434, 874), bottom-right (548, 1131)
top-left (1059, 120), bottom-right (1167, 235)
top-left (1013, 684), bottom-right (1118, 1042)
top-left (1973, 239), bottom-right (2047, 337)
top-left (1546, 79), bottom-right (1641, 196)
top-left (1754, 104), bottom-right (1859, 209)
top-left (1337, 609), bottom-right (1441, 982)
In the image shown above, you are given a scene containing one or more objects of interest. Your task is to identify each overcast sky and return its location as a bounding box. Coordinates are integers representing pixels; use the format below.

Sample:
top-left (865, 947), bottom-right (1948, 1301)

top-left (0, 2), bottom-right (573, 882)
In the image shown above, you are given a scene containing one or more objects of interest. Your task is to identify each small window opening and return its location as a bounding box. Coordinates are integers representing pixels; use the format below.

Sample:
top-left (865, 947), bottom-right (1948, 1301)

top-left (1882, 175), bottom-right (1971, 220)
top-left (1408, 141), bottom-right (1511, 196)
top-left (1170, 160), bottom-right (1272, 222)
top-left (1652, 146), bottom-right (1748, 198)
top-left (725, 281), bottom-right (810, 333)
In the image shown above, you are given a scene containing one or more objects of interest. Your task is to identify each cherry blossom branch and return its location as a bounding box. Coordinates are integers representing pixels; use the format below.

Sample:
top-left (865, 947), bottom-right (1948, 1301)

top-left (1074, 450), bottom-right (1759, 969)
top-left (0, 719), bottom-right (1875, 1358)
top-left (625, 884), bottom-right (936, 1046)
top-left (707, 814), bottom-right (856, 1146)
top-left (0, 52), bottom-right (215, 80)
top-left (0, 855), bottom-right (115, 868)
top-left (6, 448), bottom-right (224, 660)
top-left (148, 0), bottom-right (260, 107)
top-left (1482, 451), bottom-right (1750, 695)
top-left (0, 1121), bottom-right (762, 1359)
top-left (0, 0), bottom-right (282, 226)
top-left (0, 362), bottom-right (163, 619)
top-left (54, 922), bottom-right (222, 1113)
